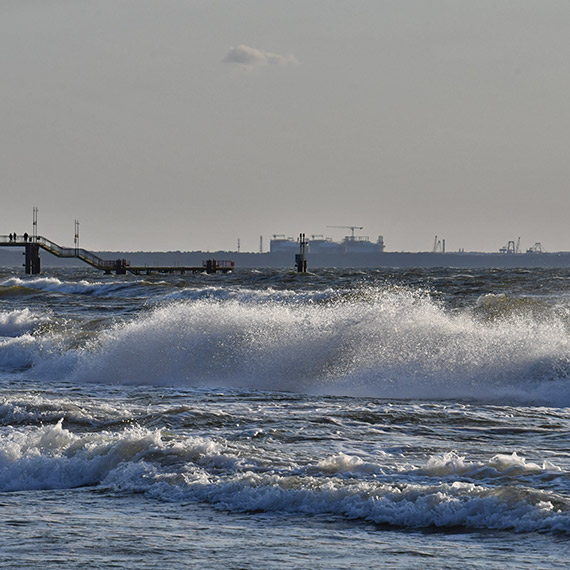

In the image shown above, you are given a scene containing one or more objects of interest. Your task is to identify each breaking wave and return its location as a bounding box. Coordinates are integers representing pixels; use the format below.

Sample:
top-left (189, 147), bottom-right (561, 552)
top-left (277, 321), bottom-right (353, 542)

top-left (0, 420), bottom-right (568, 534)
top-left (0, 276), bottom-right (142, 298)
top-left (4, 286), bottom-right (570, 406)
top-left (0, 308), bottom-right (48, 337)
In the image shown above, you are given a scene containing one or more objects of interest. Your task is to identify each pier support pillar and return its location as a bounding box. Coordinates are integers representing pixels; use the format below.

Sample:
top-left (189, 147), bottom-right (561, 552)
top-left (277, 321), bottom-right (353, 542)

top-left (24, 242), bottom-right (41, 275)
top-left (296, 233), bottom-right (308, 273)
top-left (115, 259), bottom-right (127, 275)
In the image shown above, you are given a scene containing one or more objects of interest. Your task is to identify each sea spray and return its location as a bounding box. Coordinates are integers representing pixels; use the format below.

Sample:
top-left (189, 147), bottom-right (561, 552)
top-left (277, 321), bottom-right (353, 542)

top-left (0, 308), bottom-right (48, 337)
top-left (47, 287), bottom-right (570, 405)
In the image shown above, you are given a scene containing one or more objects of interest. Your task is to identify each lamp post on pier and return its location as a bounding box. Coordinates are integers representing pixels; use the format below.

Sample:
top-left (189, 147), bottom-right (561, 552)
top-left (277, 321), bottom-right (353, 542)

top-left (32, 207), bottom-right (38, 241)
top-left (74, 220), bottom-right (80, 255)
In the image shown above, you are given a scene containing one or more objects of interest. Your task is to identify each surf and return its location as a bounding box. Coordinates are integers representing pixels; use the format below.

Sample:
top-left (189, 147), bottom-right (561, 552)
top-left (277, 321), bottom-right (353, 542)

top-left (12, 285), bottom-right (566, 406)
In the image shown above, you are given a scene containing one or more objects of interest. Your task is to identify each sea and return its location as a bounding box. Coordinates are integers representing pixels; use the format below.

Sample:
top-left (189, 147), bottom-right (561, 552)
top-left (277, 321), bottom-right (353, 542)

top-left (1, 266), bottom-right (569, 569)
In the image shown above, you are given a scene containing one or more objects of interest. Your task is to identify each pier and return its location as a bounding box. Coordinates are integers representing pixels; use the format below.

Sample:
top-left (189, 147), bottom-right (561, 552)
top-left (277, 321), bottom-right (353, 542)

top-left (0, 235), bottom-right (234, 275)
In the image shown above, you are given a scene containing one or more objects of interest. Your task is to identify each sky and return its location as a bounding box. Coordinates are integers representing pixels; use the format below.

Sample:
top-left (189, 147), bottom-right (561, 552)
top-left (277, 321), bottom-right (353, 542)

top-left (2, 0), bottom-right (570, 253)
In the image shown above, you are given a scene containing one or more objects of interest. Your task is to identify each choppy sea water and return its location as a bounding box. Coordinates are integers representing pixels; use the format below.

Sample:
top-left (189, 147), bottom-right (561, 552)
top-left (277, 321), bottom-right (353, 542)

top-left (1, 266), bottom-right (569, 569)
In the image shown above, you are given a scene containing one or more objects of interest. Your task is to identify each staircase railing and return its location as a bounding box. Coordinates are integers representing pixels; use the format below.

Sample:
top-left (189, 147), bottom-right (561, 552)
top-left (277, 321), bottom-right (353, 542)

top-left (35, 236), bottom-right (113, 269)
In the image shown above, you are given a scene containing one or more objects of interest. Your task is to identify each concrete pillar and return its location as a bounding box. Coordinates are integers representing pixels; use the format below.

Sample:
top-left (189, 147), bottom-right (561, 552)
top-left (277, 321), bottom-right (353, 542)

top-left (24, 243), bottom-right (41, 275)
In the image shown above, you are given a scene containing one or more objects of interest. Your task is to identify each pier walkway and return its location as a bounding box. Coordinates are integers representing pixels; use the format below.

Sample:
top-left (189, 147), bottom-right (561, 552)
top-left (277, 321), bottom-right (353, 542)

top-left (0, 235), bottom-right (234, 275)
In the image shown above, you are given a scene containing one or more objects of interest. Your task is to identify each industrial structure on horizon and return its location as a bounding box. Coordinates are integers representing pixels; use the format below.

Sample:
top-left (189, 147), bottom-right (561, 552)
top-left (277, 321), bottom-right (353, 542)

top-left (270, 225), bottom-right (385, 255)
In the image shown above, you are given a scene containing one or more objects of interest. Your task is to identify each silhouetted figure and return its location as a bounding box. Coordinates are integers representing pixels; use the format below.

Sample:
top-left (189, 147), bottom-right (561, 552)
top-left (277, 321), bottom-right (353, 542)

top-left (9, 233), bottom-right (12, 241)
top-left (13, 233), bottom-right (17, 241)
top-left (24, 232), bottom-right (28, 242)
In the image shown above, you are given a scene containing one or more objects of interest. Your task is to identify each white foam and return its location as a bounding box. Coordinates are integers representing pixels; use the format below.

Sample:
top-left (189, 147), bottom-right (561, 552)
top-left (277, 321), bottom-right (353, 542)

top-left (55, 288), bottom-right (570, 406)
top-left (0, 334), bottom-right (39, 370)
top-left (315, 452), bottom-right (383, 475)
top-left (0, 419), bottom-right (224, 492)
top-left (102, 445), bottom-right (570, 535)
top-left (423, 451), bottom-right (562, 479)
top-left (2, 420), bottom-right (568, 533)
top-left (0, 308), bottom-right (48, 337)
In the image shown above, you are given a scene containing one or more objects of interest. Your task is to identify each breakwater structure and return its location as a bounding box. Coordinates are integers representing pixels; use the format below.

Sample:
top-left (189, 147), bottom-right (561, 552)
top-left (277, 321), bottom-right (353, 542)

top-left (0, 234), bottom-right (234, 275)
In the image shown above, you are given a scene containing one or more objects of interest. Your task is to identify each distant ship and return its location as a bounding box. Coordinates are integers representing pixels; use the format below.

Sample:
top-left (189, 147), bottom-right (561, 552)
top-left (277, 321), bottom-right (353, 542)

top-left (270, 233), bottom-right (385, 255)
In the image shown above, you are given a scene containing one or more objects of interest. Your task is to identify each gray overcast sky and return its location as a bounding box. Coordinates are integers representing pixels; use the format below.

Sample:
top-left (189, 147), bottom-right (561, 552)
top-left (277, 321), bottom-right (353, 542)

top-left (2, 0), bottom-right (570, 253)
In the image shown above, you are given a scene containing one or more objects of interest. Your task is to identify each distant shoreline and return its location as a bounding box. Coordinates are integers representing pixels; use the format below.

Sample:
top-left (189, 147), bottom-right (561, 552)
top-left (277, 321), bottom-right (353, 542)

top-left (3, 248), bottom-right (570, 269)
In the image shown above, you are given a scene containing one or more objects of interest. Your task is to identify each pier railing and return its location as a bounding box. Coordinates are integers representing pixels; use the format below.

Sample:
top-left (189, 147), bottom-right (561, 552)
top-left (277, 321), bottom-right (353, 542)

top-left (34, 236), bottom-right (113, 269)
top-left (0, 234), bottom-right (233, 275)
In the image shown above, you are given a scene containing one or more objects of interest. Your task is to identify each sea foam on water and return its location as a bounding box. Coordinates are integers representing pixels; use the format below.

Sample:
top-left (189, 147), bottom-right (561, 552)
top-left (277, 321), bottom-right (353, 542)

top-left (48, 287), bottom-right (570, 406)
top-left (1, 415), bottom-right (567, 534)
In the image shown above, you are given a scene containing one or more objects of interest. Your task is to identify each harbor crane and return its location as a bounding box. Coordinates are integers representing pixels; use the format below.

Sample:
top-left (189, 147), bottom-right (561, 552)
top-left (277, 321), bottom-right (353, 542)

top-left (327, 226), bottom-right (364, 240)
top-left (526, 242), bottom-right (544, 254)
top-left (433, 235), bottom-right (444, 253)
top-left (499, 237), bottom-right (521, 254)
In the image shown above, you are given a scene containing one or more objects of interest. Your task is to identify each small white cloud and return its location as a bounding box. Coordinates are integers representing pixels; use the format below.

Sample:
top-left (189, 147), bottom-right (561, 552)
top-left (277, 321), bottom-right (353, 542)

top-left (223, 45), bottom-right (298, 68)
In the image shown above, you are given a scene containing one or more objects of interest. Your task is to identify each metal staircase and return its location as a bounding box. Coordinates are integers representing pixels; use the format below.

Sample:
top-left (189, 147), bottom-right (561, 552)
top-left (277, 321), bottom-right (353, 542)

top-left (34, 236), bottom-right (116, 270)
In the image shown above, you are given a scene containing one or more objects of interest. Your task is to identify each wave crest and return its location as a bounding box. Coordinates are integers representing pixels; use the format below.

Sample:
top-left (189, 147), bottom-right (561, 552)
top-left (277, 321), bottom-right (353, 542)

top-left (58, 288), bottom-right (570, 405)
